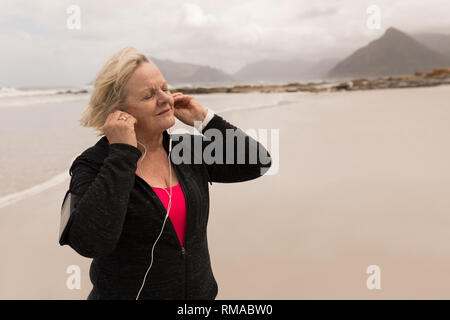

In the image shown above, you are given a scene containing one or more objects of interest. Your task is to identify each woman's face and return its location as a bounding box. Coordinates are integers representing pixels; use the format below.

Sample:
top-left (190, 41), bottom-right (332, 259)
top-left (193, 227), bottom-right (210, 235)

top-left (123, 61), bottom-right (175, 136)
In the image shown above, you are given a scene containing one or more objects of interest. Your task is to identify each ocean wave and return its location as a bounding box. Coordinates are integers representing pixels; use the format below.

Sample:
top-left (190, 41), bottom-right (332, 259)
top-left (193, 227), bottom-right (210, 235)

top-left (0, 86), bottom-right (92, 98)
top-left (0, 95), bottom-right (90, 108)
top-left (0, 156), bottom-right (77, 209)
top-left (219, 96), bottom-right (302, 113)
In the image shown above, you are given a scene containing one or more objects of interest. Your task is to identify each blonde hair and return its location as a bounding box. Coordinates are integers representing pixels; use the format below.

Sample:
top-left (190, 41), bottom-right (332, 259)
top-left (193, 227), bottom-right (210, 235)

top-left (79, 47), bottom-right (150, 136)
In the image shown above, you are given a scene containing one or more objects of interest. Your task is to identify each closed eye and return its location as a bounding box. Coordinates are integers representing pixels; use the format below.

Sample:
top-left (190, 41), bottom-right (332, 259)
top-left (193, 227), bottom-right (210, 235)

top-left (144, 88), bottom-right (170, 100)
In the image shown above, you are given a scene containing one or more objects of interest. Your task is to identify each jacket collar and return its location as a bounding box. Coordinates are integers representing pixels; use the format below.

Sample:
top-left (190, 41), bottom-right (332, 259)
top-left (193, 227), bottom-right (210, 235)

top-left (76, 129), bottom-right (171, 167)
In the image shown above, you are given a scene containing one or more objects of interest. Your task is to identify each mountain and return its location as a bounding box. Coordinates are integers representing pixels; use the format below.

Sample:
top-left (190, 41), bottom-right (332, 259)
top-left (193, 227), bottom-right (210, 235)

top-left (149, 57), bottom-right (234, 85)
top-left (309, 58), bottom-right (341, 79)
top-left (233, 58), bottom-right (340, 82)
top-left (233, 58), bottom-right (310, 82)
top-left (413, 33), bottom-right (450, 58)
top-left (327, 27), bottom-right (450, 79)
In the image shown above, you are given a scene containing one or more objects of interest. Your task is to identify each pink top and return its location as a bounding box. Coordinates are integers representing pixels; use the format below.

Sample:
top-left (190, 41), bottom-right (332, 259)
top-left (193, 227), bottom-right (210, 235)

top-left (107, 141), bottom-right (187, 247)
top-left (151, 184), bottom-right (187, 247)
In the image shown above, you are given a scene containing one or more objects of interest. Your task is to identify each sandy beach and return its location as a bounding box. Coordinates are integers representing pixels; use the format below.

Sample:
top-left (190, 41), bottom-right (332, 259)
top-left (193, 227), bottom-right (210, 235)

top-left (1, 85), bottom-right (450, 299)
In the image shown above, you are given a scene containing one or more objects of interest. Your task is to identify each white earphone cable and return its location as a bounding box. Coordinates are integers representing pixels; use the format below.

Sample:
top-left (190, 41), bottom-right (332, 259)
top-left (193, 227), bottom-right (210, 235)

top-left (135, 130), bottom-right (173, 300)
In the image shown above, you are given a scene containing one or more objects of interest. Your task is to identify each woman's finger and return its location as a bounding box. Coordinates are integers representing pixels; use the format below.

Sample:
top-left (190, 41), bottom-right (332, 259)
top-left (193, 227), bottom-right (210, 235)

top-left (125, 116), bottom-right (137, 126)
top-left (114, 112), bottom-right (126, 121)
top-left (105, 112), bottom-right (115, 124)
top-left (174, 95), bottom-right (192, 102)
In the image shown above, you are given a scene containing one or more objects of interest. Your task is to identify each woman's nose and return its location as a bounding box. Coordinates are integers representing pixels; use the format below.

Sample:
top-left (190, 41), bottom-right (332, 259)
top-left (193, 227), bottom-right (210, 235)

top-left (157, 90), bottom-right (172, 105)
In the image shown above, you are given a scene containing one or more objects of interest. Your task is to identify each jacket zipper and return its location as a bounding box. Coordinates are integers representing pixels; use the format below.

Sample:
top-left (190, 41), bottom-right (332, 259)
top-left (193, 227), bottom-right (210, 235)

top-left (181, 246), bottom-right (187, 299)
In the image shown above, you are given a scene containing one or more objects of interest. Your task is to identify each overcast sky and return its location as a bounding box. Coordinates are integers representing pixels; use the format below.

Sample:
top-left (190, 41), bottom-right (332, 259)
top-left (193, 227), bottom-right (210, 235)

top-left (1, 0), bottom-right (449, 87)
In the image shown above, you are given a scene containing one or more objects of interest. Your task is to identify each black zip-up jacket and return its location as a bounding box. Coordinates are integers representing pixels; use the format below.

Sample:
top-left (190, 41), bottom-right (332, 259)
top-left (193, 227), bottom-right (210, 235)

top-left (61, 113), bottom-right (272, 300)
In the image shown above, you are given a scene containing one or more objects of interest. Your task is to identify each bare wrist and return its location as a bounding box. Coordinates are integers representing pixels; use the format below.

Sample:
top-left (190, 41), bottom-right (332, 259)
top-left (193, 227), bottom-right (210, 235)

top-left (200, 108), bottom-right (207, 122)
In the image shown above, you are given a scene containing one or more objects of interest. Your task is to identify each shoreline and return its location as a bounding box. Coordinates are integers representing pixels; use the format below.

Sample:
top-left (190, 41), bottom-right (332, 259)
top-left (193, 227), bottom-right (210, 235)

top-left (172, 68), bottom-right (450, 94)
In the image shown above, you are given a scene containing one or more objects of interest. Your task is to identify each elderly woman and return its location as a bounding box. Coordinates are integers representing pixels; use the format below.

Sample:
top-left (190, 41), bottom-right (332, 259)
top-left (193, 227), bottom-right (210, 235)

top-left (60, 47), bottom-right (271, 300)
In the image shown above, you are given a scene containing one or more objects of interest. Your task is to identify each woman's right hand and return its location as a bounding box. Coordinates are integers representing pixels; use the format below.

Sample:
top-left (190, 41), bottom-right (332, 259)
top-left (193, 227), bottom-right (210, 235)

top-left (102, 111), bottom-right (138, 148)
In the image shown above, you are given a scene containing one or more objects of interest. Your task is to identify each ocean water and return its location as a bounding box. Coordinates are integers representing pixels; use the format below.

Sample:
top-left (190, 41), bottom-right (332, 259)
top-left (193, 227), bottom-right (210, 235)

top-left (0, 88), bottom-right (304, 206)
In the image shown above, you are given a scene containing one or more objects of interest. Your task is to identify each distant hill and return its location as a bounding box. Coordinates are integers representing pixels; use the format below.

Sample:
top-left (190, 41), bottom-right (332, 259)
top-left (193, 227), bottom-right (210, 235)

top-left (413, 33), bottom-right (450, 58)
top-left (149, 56), bottom-right (234, 85)
top-left (327, 27), bottom-right (450, 79)
top-left (233, 58), bottom-right (339, 82)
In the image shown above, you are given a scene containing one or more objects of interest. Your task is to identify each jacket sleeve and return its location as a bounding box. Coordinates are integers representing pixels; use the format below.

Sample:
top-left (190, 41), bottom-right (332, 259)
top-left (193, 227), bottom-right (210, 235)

top-left (65, 143), bottom-right (142, 258)
top-left (197, 112), bottom-right (272, 183)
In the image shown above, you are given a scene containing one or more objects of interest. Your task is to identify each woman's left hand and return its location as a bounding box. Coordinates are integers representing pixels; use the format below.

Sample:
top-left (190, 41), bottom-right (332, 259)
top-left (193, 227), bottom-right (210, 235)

top-left (171, 92), bottom-right (207, 127)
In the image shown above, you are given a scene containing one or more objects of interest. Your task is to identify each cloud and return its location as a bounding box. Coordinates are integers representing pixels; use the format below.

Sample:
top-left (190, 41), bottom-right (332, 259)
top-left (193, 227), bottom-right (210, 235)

top-left (296, 5), bottom-right (340, 20)
top-left (182, 3), bottom-right (218, 28)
